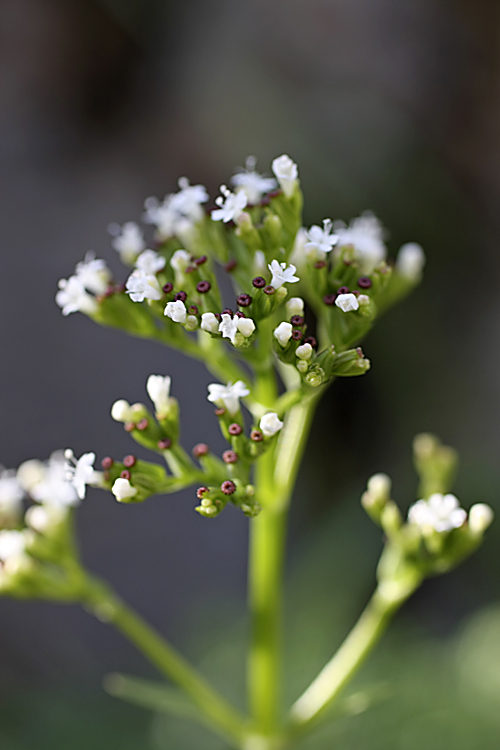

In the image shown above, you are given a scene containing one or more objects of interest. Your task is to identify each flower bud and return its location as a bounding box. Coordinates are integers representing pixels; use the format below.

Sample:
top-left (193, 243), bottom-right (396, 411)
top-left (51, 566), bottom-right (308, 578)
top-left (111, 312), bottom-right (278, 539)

top-left (259, 412), bottom-right (284, 437)
top-left (286, 297), bottom-right (304, 317)
top-left (111, 400), bottom-right (134, 423)
top-left (274, 322), bottom-right (293, 347)
top-left (469, 504), bottom-right (494, 535)
top-left (112, 477), bottom-right (138, 502)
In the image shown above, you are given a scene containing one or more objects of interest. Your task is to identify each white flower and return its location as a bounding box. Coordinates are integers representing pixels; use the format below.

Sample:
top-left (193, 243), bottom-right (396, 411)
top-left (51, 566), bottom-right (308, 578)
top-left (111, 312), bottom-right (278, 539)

top-left (75, 252), bottom-right (111, 295)
top-left (408, 493), bottom-right (467, 533)
top-left (64, 449), bottom-right (101, 501)
top-left (0, 470), bottom-right (24, 519)
top-left (334, 212), bottom-right (387, 275)
top-left (17, 460), bottom-right (46, 492)
top-left (146, 375), bottom-right (172, 414)
top-left (271, 155), bottom-right (298, 198)
top-left (144, 178), bottom-right (208, 240)
top-left (109, 221), bottom-right (146, 264)
top-left (201, 312), bottom-right (219, 334)
top-left (112, 477), bottom-right (138, 502)
top-left (236, 317), bottom-right (256, 338)
top-left (164, 300), bottom-right (187, 324)
top-left (286, 297), bottom-right (305, 317)
top-left (207, 381), bottom-right (250, 415)
top-left (169, 177), bottom-right (208, 221)
top-left (219, 313), bottom-right (238, 343)
top-left (170, 249), bottom-right (191, 274)
top-left (396, 242), bottom-right (426, 282)
top-left (0, 530), bottom-right (26, 562)
top-left (111, 399), bottom-right (134, 423)
top-left (259, 412), bottom-right (284, 437)
top-left (231, 156), bottom-right (277, 204)
top-left (126, 268), bottom-right (162, 302)
top-left (296, 343), bottom-right (313, 360)
top-left (335, 293), bottom-right (359, 313)
top-left (268, 260), bottom-right (300, 290)
top-left (274, 321), bottom-right (293, 347)
top-left (135, 249), bottom-right (166, 275)
top-left (305, 219), bottom-right (338, 259)
top-left (469, 504), bottom-right (494, 534)
top-left (56, 276), bottom-right (98, 316)
top-left (211, 185), bottom-right (248, 223)
top-left (29, 451), bottom-right (79, 507)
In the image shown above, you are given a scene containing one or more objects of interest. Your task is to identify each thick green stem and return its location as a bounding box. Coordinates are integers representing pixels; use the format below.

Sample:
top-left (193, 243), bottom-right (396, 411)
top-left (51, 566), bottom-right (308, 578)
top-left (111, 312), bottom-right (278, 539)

top-left (286, 585), bottom-right (416, 737)
top-left (248, 386), bottom-right (319, 735)
top-left (82, 578), bottom-right (248, 747)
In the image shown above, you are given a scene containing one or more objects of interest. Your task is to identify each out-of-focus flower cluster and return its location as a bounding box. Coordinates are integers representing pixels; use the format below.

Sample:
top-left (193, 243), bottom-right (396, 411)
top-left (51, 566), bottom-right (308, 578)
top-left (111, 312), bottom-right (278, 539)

top-left (361, 434), bottom-right (494, 604)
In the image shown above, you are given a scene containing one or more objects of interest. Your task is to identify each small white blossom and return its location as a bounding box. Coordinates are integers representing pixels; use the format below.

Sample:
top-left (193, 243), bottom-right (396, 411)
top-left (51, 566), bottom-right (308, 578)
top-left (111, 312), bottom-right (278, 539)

top-left (286, 297), bottom-right (305, 317)
top-left (219, 313), bottom-right (238, 343)
top-left (201, 312), bottom-right (219, 334)
top-left (268, 260), bottom-right (300, 290)
top-left (109, 221), bottom-right (146, 264)
top-left (236, 317), bottom-right (256, 338)
top-left (335, 293), bottom-right (359, 313)
top-left (272, 155), bottom-right (298, 198)
top-left (170, 249), bottom-right (191, 274)
top-left (111, 399), bottom-right (134, 423)
top-left (135, 249), bottom-right (166, 275)
top-left (17, 460), bottom-right (46, 492)
top-left (305, 219), bottom-right (338, 259)
top-left (112, 477), bottom-right (138, 502)
top-left (144, 178), bottom-right (208, 241)
top-left (75, 252), bottom-right (112, 295)
top-left (164, 300), bottom-right (187, 324)
top-left (231, 156), bottom-right (277, 204)
top-left (396, 242), bottom-right (426, 282)
top-left (64, 449), bottom-right (101, 501)
top-left (211, 185), bottom-right (248, 223)
top-left (296, 343), bottom-right (313, 360)
top-left (469, 504), bottom-right (494, 534)
top-left (207, 381), bottom-right (250, 415)
top-left (126, 269), bottom-right (162, 302)
top-left (146, 375), bottom-right (172, 414)
top-left (260, 412), bottom-right (284, 437)
top-left (334, 212), bottom-right (386, 275)
top-left (274, 321), bottom-right (293, 347)
top-left (29, 451), bottom-right (79, 507)
top-left (0, 470), bottom-right (24, 520)
top-left (169, 177), bottom-right (208, 221)
top-left (0, 530), bottom-right (27, 562)
top-left (358, 294), bottom-right (370, 306)
top-left (56, 276), bottom-right (98, 316)
top-left (408, 493), bottom-right (467, 533)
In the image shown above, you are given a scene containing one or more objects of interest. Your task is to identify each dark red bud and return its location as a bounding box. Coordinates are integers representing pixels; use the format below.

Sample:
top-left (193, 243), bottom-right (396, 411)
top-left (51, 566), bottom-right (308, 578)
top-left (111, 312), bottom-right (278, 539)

top-left (215, 408), bottom-right (226, 417)
top-left (357, 276), bottom-right (372, 289)
top-left (338, 286), bottom-right (350, 294)
top-left (175, 291), bottom-right (187, 302)
top-left (264, 285), bottom-right (275, 295)
top-left (163, 282), bottom-right (174, 293)
top-left (196, 281), bottom-right (211, 293)
top-left (323, 293), bottom-right (337, 306)
top-left (221, 480), bottom-right (236, 495)
top-left (193, 443), bottom-right (210, 458)
top-left (304, 336), bottom-right (317, 349)
top-left (252, 276), bottom-right (266, 288)
top-left (188, 305), bottom-right (199, 315)
top-left (222, 450), bottom-right (238, 464)
top-left (250, 429), bottom-right (263, 442)
top-left (157, 438), bottom-right (172, 450)
top-left (136, 418), bottom-right (149, 431)
top-left (290, 315), bottom-right (304, 326)
top-left (292, 329), bottom-right (303, 341)
top-left (101, 457), bottom-right (114, 470)
top-left (224, 260), bottom-right (237, 272)
top-left (237, 293), bottom-right (252, 307)
top-left (194, 255), bottom-right (207, 266)
top-left (314, 260), bottom-right (326, 269)
top-left (123, 455), bottom-right (136, 468)
top-left (196, 486), bottom-right (209, 499)
top-left (124, 422), bottom-right (136, 433)
top-left (228, 423), bottom-right (243, 436)
top-left (120, 470), bottom-right (131, 480)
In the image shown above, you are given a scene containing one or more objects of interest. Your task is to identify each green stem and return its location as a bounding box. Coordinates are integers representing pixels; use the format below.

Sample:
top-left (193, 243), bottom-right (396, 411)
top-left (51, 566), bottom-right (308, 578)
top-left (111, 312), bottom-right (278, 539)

top-left (286, 584), bottom-right (415, 737)
top-left (248, 387), bottom-right (319, 735)
top-left (82, 578), bottom-right (248, 747)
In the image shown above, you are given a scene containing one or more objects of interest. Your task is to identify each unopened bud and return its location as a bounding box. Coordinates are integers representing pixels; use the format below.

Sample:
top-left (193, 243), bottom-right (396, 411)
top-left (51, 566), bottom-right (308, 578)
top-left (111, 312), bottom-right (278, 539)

top-left (469, 504), bottom-right (494, 535)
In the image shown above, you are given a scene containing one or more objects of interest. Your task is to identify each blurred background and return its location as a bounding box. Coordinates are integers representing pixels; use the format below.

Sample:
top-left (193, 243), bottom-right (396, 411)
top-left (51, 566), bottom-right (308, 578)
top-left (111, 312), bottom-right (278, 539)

top-left (1, 0), bottom-right (500, 747)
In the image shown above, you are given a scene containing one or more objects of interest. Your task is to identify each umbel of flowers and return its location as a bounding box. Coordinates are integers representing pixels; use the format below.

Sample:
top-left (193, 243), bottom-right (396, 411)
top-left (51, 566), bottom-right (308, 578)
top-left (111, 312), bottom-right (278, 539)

top-left (0, 154), bottom-right (493, 750)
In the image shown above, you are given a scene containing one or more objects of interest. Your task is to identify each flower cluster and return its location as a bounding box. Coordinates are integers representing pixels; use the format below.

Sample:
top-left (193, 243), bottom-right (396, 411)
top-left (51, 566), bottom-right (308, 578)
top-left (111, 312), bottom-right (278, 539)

top-left (0, 451), bottom-right (102, 597)
top-left (361, 434), bottom-right (494, 600)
